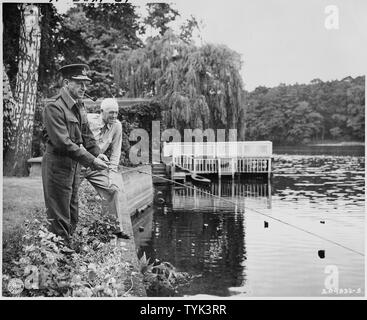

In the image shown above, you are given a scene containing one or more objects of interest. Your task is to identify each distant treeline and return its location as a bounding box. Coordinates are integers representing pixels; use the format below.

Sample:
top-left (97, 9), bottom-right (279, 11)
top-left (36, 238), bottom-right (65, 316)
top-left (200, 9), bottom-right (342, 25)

top-left (244, 76), bottom-right (365, 145)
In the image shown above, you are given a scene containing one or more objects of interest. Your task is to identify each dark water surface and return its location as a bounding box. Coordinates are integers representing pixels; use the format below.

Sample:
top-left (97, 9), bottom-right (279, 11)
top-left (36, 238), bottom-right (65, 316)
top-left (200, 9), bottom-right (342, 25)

top-left (133, 148), bottom-right (365, 297)
top-left (274, 145), bottom-right (365, 156)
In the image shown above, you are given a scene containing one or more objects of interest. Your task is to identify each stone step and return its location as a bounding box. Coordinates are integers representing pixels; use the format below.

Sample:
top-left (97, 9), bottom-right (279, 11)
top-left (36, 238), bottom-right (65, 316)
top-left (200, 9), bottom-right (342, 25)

top-left (152, 166), bottom-right (166, 170)
top-left (152, 163), bottom-right (168, 177)
top-left (152, 163), bottom-right (166, 167)
top-left (152, 169), bottom-right (166, 174)
top-left (152, 173), bottom-right (167, 178)
top-left (152, 167), bottom-right (166, 172)
top-left (152, 174), bottom-right (168, 184)
top-left (152, 170), bottom-right (165, 173)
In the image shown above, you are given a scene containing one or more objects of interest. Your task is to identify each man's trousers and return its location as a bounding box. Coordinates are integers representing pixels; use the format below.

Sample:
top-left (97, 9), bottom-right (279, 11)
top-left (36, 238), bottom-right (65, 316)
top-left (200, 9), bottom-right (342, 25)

top-left (42, 152), bottom-right (81, 240)
top-left (84, 168), bottom-right (128, 231)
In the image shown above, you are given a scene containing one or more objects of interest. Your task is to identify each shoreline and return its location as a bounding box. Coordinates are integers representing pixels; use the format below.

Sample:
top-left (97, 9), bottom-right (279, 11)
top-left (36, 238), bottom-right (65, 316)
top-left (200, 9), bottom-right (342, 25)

top-left (308, 142), bottom-right (364, 147)
top-left (275, 142), bottom-right (364, 147)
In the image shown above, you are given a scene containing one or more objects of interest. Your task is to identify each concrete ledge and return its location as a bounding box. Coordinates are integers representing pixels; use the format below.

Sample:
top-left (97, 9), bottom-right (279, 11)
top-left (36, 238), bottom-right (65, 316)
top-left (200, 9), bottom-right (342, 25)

top-left (27, 156), bottom-right (42, 177)
top-left (107, 165), bottom-right (153, 297)
top-left (121, 165), bottom-right (153, 216)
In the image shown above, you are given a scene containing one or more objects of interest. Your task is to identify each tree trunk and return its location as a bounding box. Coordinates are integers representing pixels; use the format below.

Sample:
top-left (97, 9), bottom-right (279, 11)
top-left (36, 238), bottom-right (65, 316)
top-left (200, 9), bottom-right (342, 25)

top-left (2, 68), bottom-right (16, 156)
top-left (3, 4), bottom-right (41, 176)
top-left (238, 106), bottom-right (246, 141)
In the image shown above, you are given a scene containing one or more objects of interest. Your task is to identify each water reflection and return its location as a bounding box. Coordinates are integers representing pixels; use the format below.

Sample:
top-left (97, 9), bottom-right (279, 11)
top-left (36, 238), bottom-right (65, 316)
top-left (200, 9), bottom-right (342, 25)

top-left (133, 154), bottom-right (364, 297)
top-left (133, 178), bottom-right (271, 296)
top-left (172, 178), bottom-right (272, 210)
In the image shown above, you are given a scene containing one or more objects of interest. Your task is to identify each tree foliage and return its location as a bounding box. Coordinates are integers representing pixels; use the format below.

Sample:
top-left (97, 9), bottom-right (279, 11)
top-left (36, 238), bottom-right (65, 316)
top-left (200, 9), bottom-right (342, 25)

top-left (3, 3), bottom-right (92, 97)
top-left (144, 3), bottom-right (180, 36)
top-left (245, 76), bottom-right (365, 144)
top-left (61, 3), bottom-right (144, 98)
top-left (111, 31), bottom-right (246, 139)
top-left (179, 15), bottom-right (201, 44)
top-left (5, 1), bottom-right (363, 172)
top-left (3, 2), bottom-right (205, 164)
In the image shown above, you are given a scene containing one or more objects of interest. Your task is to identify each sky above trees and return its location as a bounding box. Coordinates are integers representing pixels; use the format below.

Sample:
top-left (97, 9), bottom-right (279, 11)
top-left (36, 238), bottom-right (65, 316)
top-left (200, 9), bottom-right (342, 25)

top-left (53, 0), bottom-right (367, 91)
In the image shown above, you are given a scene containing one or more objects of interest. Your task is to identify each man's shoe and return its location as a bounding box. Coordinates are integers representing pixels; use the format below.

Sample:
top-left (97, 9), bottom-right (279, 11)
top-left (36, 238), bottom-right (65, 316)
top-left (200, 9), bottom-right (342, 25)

top-left (60, 245), bottom-right (75, 254)
top-left (60, 238), bottom-right (76, 254)
top-left (113, 231), bottom-right (130, 240)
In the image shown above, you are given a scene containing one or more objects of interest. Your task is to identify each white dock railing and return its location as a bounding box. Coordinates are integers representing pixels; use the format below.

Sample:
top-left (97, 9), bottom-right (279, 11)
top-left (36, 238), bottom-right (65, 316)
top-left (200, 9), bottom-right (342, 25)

top-left (163, 141), bottom-right (272, 158)
top-left (165, 141), bottom-right (272, 177)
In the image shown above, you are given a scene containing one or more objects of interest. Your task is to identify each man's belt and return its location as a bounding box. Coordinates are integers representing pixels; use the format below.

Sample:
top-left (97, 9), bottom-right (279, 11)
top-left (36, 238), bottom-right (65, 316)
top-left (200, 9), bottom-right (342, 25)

top-left (45, 144), bottom-right (70, 157)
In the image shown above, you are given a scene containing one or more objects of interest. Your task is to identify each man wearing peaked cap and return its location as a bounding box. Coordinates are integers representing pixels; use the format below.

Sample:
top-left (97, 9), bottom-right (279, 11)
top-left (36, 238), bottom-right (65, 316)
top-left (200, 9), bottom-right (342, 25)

top-left (58, 64), bottom-right (92, 82)
top-left (42, 63), bottom-right (109, 249)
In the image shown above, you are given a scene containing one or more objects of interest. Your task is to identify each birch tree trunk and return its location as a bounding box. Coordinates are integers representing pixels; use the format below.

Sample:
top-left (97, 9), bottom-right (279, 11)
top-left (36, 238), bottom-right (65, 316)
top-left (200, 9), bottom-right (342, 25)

top-left (3, 68), bottom-right (15, 155)
top-left (3, 4), bottom-right (41, 176)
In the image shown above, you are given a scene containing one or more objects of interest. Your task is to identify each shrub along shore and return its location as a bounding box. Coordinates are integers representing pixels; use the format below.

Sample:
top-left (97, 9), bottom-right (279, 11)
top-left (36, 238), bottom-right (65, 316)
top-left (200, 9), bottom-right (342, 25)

top-left (2, 179), bottom-right (195, 297)
top-left (2, 181), bottom-right (146, 297)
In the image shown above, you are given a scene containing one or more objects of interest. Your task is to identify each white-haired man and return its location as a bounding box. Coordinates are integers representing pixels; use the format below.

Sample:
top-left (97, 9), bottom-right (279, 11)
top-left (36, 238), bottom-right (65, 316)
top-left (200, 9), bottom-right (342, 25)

top-left (85, 98), bottom-right (130, 239)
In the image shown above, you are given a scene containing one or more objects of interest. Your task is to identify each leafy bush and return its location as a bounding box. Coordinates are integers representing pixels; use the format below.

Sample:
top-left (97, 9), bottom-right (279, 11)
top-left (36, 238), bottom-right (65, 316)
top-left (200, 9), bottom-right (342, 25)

top-left (2, 182), bottom-right (139, 297)
top-left (139, 252), bottom-right (194, 297)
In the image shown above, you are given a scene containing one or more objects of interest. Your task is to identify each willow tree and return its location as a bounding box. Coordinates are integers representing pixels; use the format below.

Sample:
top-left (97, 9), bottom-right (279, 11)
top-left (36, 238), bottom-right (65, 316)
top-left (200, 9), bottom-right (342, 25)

top-left (111, 31), bottom-right (246, 139)
top-left (3, 4), bottom-right (41, 176)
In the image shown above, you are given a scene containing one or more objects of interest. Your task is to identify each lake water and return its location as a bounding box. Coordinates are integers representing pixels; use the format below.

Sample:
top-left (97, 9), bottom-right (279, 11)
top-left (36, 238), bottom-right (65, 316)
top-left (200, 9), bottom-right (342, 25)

top-left (133, 146), bottom-right (365, 297)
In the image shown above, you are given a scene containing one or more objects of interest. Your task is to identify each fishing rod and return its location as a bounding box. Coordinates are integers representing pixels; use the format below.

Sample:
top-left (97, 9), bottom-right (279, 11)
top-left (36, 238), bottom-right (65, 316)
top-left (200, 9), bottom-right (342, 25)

top-left (118, 164), bottom-right (365, 257)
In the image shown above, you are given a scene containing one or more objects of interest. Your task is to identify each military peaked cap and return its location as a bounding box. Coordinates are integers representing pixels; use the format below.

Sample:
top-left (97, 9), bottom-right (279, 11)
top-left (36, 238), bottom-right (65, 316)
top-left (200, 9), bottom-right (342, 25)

top-left (58, 64), bottom-right (92, 81)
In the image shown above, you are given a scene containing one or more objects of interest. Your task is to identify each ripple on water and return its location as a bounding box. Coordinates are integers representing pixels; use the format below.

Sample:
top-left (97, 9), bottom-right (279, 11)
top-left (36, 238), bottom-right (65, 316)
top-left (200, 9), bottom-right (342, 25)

top-left (137, 154), bottom-right (364, 297)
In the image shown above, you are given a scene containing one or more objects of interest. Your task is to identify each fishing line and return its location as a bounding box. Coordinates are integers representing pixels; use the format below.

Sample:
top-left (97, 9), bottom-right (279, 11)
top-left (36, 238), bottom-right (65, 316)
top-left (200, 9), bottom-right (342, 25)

top-left (119, 165), bottom-right (364, 257)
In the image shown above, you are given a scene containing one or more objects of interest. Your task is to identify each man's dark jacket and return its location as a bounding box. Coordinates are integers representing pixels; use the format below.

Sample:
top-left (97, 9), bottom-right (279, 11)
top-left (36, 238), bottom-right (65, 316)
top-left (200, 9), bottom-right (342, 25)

top-left (43, 87), bottom-right (100, 165)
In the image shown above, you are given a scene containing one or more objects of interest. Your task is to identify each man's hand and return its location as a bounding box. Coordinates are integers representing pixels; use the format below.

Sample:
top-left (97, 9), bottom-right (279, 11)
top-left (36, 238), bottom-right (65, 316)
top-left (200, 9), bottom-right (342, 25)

top-left (92, 157), bottom-right (109, 170)
top-left (97, 153), bottom-right (110, 163)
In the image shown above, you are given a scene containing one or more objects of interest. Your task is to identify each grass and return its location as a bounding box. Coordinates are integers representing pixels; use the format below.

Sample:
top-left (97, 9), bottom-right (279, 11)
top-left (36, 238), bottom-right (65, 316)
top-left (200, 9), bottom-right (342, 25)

top-left (2, 177), bottom-right (44, 243)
